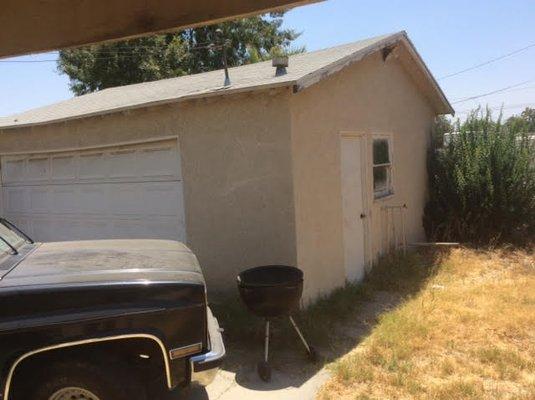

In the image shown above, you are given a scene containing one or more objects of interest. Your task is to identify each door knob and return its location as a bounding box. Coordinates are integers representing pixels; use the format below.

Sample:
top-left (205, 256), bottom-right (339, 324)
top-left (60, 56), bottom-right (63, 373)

top-left (360, 213), bottom-right (366, 219)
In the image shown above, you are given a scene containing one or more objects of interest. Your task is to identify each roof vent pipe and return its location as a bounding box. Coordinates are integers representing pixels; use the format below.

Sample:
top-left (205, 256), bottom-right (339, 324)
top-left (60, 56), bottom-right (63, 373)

top-left (273, 56), bottom-right (289, 76)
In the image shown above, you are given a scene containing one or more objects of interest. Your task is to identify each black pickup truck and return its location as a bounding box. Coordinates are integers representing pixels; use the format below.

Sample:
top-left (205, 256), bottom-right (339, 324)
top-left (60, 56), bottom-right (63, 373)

top-left (0, 219), bottom-right (225, 400)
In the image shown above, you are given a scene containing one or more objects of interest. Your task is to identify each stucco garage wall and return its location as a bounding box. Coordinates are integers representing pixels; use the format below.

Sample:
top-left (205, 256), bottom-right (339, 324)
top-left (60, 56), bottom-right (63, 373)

top-left (0, 88), bottom-right (297, 291)
top-left (290, 52), bottom-right (436, 301)
top-left (177, 90), bottom-right (296, 290)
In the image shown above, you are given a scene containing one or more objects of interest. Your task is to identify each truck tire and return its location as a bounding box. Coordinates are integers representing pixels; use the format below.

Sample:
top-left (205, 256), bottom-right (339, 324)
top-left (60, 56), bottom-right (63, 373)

top-left (27, 361), bottom-right (147, 400)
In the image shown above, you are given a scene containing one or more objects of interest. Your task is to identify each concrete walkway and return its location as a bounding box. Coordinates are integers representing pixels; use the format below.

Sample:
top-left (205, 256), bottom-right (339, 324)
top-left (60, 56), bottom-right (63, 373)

top-left (187, 365), bottom-right (330, 400)
top-left (181, 291), bottom-right (401, 400)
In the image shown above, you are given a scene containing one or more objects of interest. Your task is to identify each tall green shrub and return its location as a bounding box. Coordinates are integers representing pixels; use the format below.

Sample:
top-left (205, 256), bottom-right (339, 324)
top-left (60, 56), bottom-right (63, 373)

top-left (424, 108), bottom-right (535, 244)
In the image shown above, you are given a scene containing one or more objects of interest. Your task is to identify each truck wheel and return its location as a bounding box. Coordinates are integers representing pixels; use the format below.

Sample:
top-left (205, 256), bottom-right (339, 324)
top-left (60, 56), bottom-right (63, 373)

top-left (28, 361), bottom-right (146, 400)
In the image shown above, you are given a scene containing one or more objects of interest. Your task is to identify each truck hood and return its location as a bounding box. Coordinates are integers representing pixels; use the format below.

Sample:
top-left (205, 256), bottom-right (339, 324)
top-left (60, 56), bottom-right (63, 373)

top-left (0, 239), bottom-right (205, 288)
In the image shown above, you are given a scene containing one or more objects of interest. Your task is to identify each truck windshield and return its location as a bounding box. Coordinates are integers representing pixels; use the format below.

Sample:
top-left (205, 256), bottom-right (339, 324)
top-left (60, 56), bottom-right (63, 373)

top-left (0, 220), bottom-right (30, 255)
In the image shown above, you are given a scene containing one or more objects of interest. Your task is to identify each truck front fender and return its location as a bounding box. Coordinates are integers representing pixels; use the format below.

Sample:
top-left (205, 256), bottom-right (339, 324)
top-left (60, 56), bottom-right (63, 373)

top-left (2, 333), bottom-right (171, 400)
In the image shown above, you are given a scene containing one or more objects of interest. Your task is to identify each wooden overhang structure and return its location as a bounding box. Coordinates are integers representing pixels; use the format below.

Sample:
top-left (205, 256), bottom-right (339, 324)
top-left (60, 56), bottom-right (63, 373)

top-left (0, 0), bottom-right (321, 58)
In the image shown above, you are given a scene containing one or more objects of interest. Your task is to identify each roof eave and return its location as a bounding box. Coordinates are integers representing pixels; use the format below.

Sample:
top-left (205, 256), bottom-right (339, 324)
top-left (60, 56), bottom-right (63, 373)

top-left (0, 81), bottom-right (295, 131)
top-left (293, 31), bottom-right (454, 116)
top-left (294, 32), bottom-right (406, 93)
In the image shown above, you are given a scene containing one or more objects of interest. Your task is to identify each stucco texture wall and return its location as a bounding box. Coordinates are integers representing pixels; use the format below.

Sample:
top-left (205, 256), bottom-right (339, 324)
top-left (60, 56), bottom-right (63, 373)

top-left (176, 90), bottom-right (297, 290)
top-left (290, 51), bottom-right (436, 301)
top-left (0, 89), bottom-right (297, 292)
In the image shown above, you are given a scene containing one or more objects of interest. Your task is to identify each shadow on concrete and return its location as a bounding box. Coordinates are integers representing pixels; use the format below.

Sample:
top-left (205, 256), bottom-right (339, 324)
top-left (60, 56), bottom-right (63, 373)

top-left (183, 387), bottom-right (210, 400)
top-left (217, 290), bottom-right (403, 392)
top-left (162, 386), bottom-right (208, 400)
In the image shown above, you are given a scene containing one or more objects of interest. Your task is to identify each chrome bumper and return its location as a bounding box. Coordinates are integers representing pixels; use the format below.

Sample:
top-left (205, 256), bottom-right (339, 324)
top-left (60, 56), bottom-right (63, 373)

top-left (190, 307), bottom-right (225, 386)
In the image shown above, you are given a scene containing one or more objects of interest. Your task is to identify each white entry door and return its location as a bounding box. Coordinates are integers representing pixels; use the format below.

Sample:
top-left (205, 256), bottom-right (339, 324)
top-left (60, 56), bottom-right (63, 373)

top-left (340, 135), bottom-right (367, 282)
top-left (0, 140), bottom-right (186, 242)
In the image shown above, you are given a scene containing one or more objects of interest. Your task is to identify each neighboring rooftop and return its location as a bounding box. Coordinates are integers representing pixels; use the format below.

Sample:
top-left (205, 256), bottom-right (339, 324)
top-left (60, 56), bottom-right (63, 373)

top-left (0, 31), bottom-right (453, 130)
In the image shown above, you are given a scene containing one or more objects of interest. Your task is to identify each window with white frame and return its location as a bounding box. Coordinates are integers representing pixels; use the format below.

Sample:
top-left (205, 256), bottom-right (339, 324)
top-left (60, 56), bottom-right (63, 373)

top-left (373, 137), bottom-right (393, 198)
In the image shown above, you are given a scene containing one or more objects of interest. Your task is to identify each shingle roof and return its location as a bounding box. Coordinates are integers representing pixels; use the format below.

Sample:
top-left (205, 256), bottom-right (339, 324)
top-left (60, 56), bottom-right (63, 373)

top-left (0, 32), bottom-right (452, 129)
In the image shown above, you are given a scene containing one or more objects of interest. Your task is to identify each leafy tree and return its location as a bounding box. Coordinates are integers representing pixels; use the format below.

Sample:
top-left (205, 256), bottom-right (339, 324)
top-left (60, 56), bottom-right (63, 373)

top-left (58, 13), bottom-right (301, 95)
top-left (506, 107), bottom-right (535, 132)
top-left (424, 107), bottom-right (535, 245)
top-left (431, 115), bottom-right (454, 148)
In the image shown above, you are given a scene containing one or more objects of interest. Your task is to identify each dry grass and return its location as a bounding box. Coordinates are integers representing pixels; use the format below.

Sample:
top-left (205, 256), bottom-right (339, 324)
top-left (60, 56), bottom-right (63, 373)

top-left (318, 247), bottom-right (535, 400)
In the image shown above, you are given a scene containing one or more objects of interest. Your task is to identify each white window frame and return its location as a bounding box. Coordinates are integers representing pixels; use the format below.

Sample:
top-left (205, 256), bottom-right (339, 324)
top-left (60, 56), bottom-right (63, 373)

top-left (372, 134), bottom-right (394, 199)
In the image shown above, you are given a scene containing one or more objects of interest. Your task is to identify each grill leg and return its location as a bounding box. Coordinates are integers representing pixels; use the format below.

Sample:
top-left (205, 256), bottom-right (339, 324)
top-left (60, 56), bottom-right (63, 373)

top-left (289, 316), bottom-right (310, 353)
top-left (289, 316), bottom-right (318, 361)
top-left (257, 319), bottom-right (272, 381)
top-left (264, 319), bottom-right (270, 362)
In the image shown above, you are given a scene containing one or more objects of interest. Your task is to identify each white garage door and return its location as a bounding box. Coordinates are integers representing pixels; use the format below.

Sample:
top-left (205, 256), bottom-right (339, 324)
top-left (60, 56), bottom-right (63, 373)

top-left (0, 140), bottom-right (186, 242)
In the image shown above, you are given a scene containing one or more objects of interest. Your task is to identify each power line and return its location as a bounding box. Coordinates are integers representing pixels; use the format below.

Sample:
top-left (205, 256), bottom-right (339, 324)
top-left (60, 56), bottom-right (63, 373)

top-left (0, 43), bottom-right (226, 63)
top-left (451, 79), bottom-right (535, 104)
top-left (501, 85), bottom-right (535, 93)
top-left (0, 59), bottom-right (57, 63)
top-left (62, 42), bottom-right (222, 53)
top-left (451, 85), bottom-right (535, 102)
top-left (439, 42), bottom-right (535, 80)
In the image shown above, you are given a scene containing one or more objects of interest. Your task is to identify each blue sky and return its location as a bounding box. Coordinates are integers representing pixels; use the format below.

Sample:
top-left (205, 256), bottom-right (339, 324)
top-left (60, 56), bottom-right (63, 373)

top-left (1, 0), bottom-right (534, 119)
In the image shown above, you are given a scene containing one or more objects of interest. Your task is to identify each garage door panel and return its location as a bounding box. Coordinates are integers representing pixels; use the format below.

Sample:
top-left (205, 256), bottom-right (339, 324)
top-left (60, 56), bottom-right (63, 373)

top-left (79, 153), bottom-right (108, 180)
top-left (111, 218), bottom-right (183, 240)
top-left (139, 146), bottom-right (182, 178)
top-left (3, 159), bottom-right (24, 184)
top-left (52, 187), bottom-right (78, 213)
top-left (51, 155), bottom-right (76, 180)
top-left (79, 185), bottom-right (109, 214)
top-left (77, 220), bottom-right (112, 240)
top-left (108, 149), bottom-right (139, 179)
top-left (35, 218), bottom-right (111, 242)
top-left (31, 217), bottom-right (53, 242)
top-left (1, 140), bottom-right (186, 242)
top-left (51, 219), bottom-right (84, 241)
top-left (111, 219), bottom-right (151, 239)
top-left (143, 182), bottom-right (183, 216)
top-left (111, 183), bottom-right (143, 215)
top-left (29, 187), bottom-right (50, 213)
top-left (4, 187), bottom-right (27, 213)
top-left (27, 157), bottom-right (49, 182)
top-left (144, 219), bottom-right (183, 240)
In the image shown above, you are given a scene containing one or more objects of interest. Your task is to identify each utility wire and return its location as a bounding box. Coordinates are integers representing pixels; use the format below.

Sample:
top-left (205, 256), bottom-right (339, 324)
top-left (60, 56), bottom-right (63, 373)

top-left (0, 43), bottom-right (226, 63)
top-left (439, 42), bottom-right (535, 80)
top-left (63, 43), bottom-right (222, 53)
top-left (451, 79), bottom-right (535, 104)
top-left (500, 85), bottom-right (535, 93)
top-left (0, 59), bottom-right (58, 63)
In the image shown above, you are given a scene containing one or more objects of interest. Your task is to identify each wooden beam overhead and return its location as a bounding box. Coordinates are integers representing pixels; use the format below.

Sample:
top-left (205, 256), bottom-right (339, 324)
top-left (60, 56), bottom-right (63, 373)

top-left (0, 0), bottom-right (321, 58)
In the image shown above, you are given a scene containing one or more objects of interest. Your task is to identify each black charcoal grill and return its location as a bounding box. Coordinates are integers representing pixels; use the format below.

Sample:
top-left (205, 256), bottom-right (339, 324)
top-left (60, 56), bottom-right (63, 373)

top-left (237, 265), bottom-right (317, 381)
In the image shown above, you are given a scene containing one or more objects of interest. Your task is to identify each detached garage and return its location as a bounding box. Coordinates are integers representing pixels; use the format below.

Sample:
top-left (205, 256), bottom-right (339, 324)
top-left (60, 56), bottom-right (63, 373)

top-left (0, 32), bottom-right (452, 301)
